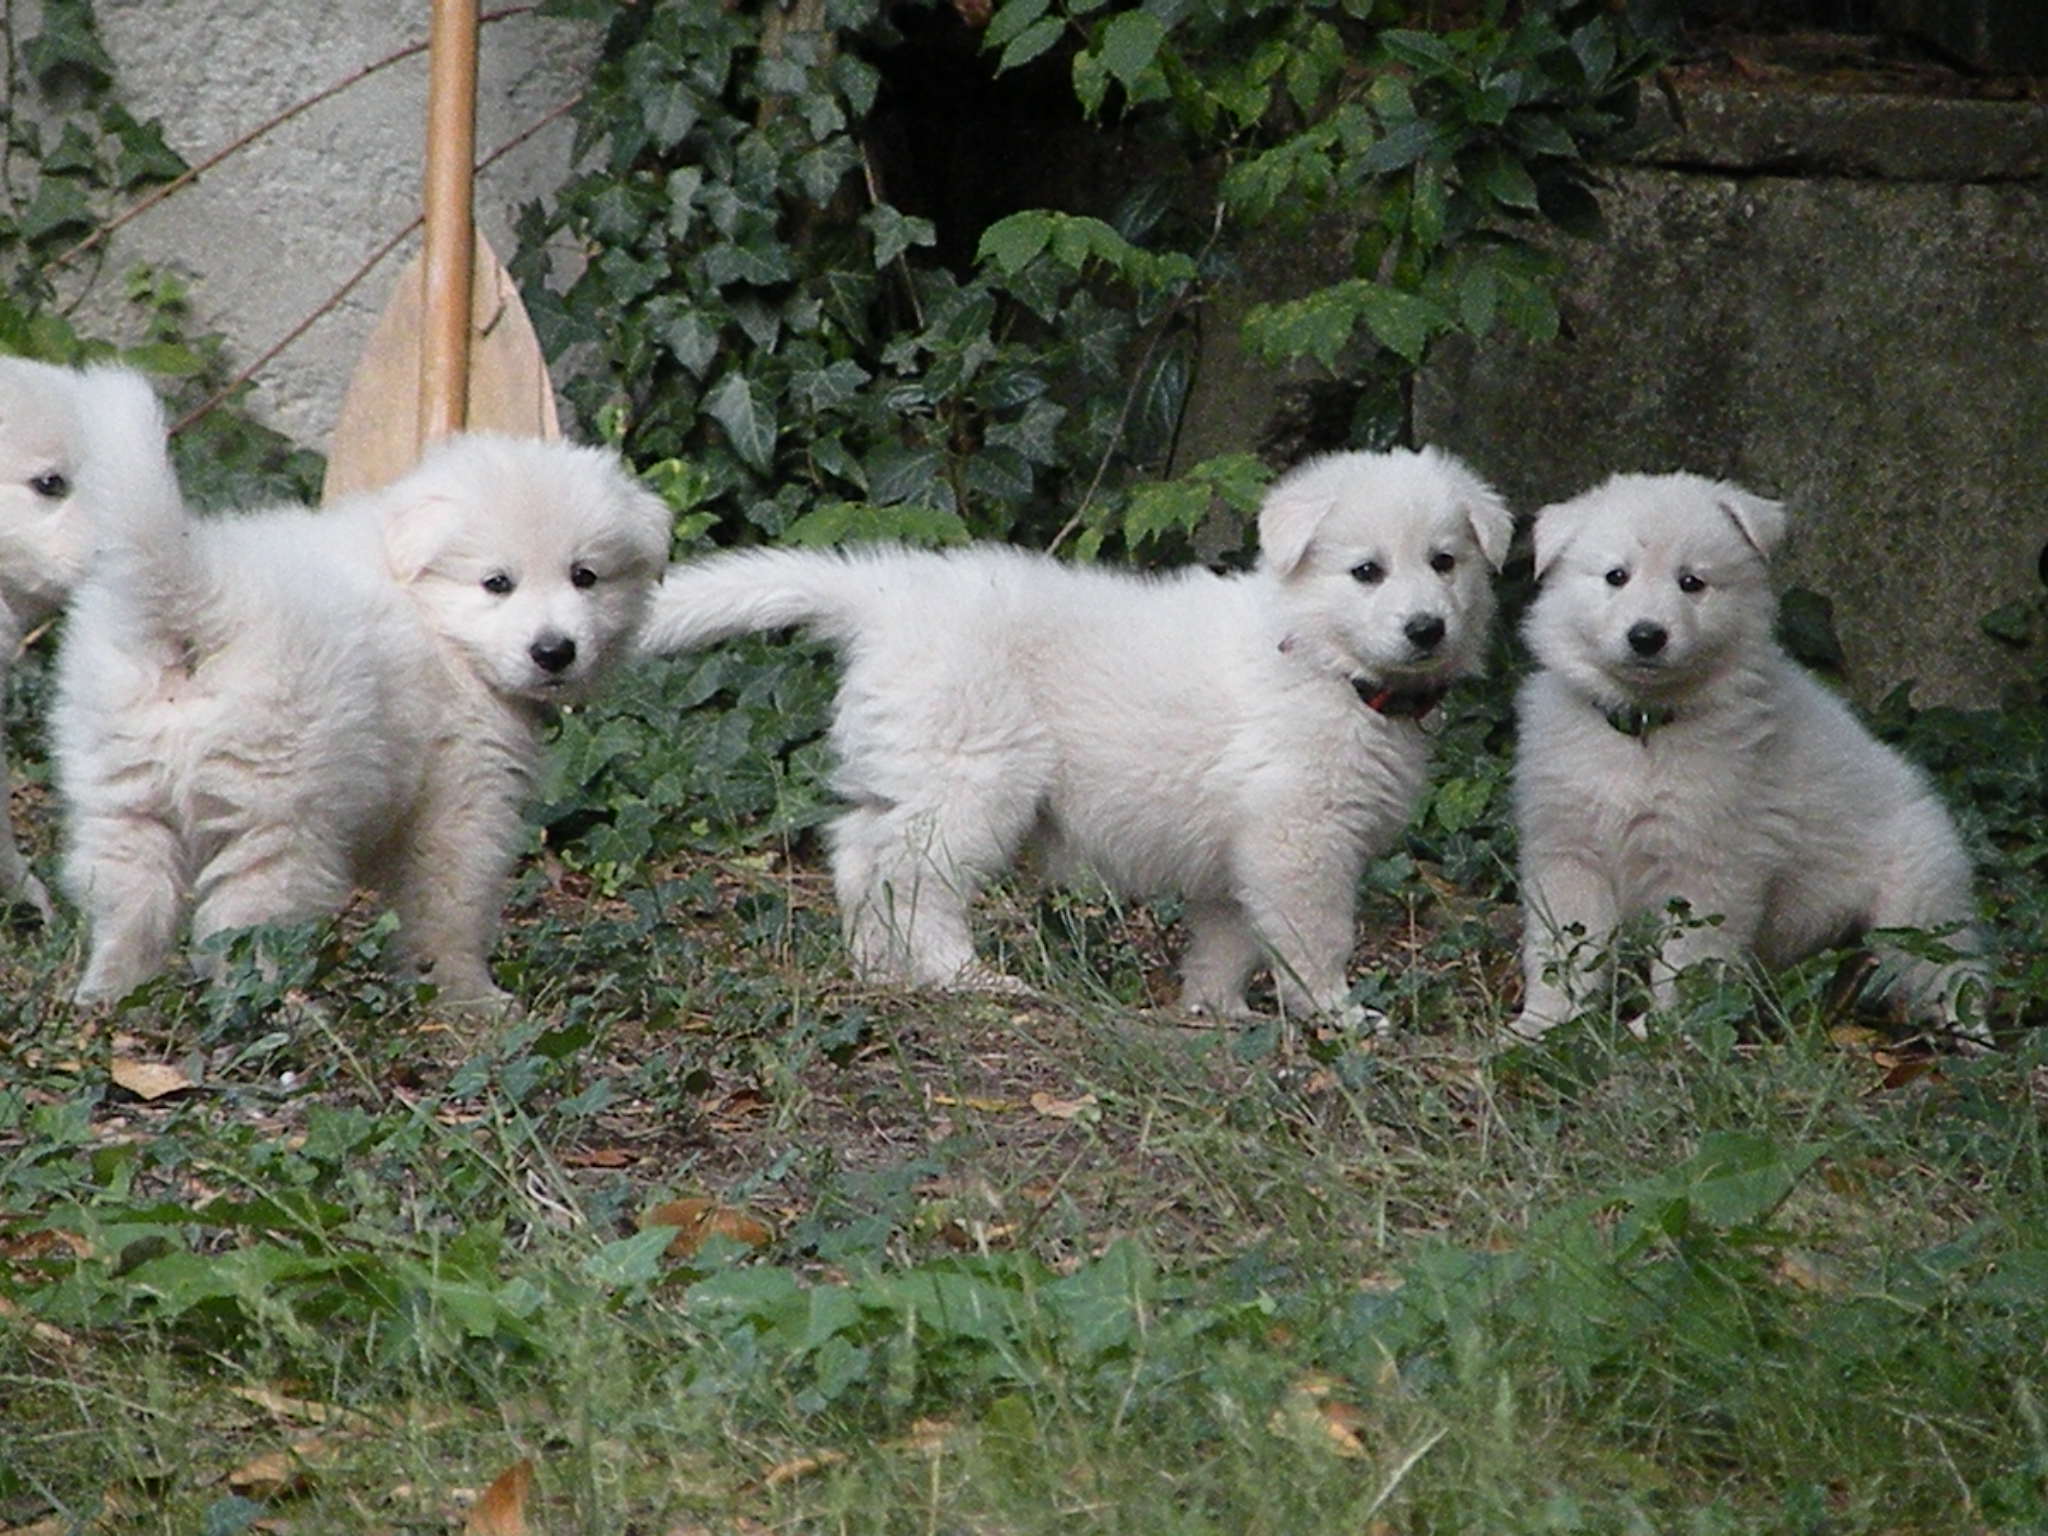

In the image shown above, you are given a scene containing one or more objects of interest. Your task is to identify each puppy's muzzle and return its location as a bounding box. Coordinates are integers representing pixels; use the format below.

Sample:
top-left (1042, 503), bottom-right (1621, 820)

top-left (530, 634), bottom-right (578, 674)
top-left (1403, 612), bottom-right (1447, 653)
top-left (1626, 621), bottom-right (1668, 658)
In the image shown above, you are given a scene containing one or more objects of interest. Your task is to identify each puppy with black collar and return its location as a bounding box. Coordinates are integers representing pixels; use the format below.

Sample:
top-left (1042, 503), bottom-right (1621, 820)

top-left (1510, 472), bottom-right (1987, 1044)
top-left (640, 448), bottom-right (1511, 1023)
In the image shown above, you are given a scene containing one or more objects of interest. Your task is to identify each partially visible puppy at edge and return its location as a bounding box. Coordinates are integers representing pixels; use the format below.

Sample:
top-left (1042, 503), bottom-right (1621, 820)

top-left (1510, 471), bottom-right (1989, 1047)
top-left (53, 370), bottom-right (671, 1006)
top-left (0, 358), bottom-right (114, 920)
top-left (637, 448), bottom-right (1513, 1025)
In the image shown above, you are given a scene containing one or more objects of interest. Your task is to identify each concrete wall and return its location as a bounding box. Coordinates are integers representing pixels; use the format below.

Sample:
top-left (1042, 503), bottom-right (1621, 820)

top-left (1414, 85), bottom-right (2048, 708)
top-left (1180, 82), bottom-right (2048, 707)
top-left (67, 0), bottom-right (599, 449)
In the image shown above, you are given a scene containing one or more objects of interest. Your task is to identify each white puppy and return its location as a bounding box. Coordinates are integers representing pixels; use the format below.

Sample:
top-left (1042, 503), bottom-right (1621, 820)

top-left (1511, 472), bottom-right (1986, 1043)
top-left (0, 358), bottom-right (116, 920)
top-left (638, 448), bottom-right (1511, 1019)
top-left (52, 371), bottom-right (670, 1005)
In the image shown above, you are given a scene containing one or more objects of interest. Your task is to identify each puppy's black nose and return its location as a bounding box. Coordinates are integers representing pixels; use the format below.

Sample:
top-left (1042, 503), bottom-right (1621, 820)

top-left (1404, 613), bottom-right (1447, 651)
top-left (1627, 621), bottom-right (1667, 657)
top-left (530, 635), bottom-right (577, 674)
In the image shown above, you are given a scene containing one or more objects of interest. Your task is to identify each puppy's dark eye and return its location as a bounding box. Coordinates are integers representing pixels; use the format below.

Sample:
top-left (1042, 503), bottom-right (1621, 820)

top-left (1429, 551), bottom-right (1456, 575)
top-left (482, 573), bottom-right (515, 596)
top-left (570, 564), bottom-right (598, 590)
top-left (1677, 571), bottom-right (1706, 594)
top-left (28, 471), bottom-right (68, 500)
top-left (1604, 567), bottom-right (1629, 588)
top-left (1350, 560), bottom-right (1385, 586)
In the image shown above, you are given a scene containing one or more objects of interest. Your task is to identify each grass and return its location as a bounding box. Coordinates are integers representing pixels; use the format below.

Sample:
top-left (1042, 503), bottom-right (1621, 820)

top-left (2, 645), bottom-right (2046, 1534)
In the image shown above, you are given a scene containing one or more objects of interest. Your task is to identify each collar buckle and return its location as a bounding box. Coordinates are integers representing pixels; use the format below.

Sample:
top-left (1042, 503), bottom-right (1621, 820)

top-left (1602, 701), bottom-right (1678, 739)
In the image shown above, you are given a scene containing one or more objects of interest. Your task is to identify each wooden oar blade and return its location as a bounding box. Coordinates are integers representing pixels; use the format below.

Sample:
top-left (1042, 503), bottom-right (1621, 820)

top-left (323, 229), bottom-right (559, 503)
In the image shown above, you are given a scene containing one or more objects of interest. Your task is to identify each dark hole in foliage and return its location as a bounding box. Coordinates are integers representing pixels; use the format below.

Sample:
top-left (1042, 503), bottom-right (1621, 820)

top-left (864, 4), bottom-right (1102, 272)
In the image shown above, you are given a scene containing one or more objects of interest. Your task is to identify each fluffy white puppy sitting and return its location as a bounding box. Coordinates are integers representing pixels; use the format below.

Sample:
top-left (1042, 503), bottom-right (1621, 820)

top-left (52, 371), bottom-right (670, 1006)
top-left (638, 448), bottom-right (1511, 1021)
top-left (0, 358), bottom-right (115, 920)
top-left (1511, 472), bottom-right (1987, 1044)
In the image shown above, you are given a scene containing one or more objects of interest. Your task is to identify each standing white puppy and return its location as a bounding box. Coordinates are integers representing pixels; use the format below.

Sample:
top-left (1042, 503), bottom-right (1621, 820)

top-left (53, 370), bottom-right (671, 1005)
top-left (1511, 472), bottom-right (1986, 1043)
top-left (639, 449), bottom-right (1512, 1020)
top-left (0, 359), bottom-right (135, 920)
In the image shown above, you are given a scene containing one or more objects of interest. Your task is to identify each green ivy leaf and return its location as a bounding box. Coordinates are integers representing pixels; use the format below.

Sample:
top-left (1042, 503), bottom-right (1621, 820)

top-left (644, 79), bottom-right (703, 149)
top-left (789, 358), bottom-right (872, 413)
top-left (783, 499), bottom-right (968, 546)
top-left (106, 110), bottom-right (189, 189)
top-left (977, 211), bottom-right (1054, 276)
top-left (866, 442), bottom-right (953, 510)
top-left (1379, 29), bottom-right (1462, 79)
top-left (702, 239), bottom-right (794, 286)
top-left (1482, 153), bottom-right (1542, 212)
top-left (704, 370), bottom-right (778, 472)
top-left (986, 0), bottom-right (1051, 54)
top-left (17, 176), bottom-right (95, 245)
top-left (999, 15), bottom-right (1065, 74)
top-left (23, 0), bottom-right (114, 90)
top-left (1457, 261), bottom-right (1499, 336)
top-left (862, 205), bottom-right (936, 269)
top-left (651, 299), bottom-right (721, 377)
top-left (1351, 286), bottom-right (1449, 364)
top-left (1098, 11), bottom-right (1165, 90)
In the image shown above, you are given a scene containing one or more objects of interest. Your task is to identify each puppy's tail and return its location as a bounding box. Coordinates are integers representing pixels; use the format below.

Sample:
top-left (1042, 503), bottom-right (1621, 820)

top-left (637, 545), bottom-right (900, 655)
top-left (72, 366), bottom-right (205, 638)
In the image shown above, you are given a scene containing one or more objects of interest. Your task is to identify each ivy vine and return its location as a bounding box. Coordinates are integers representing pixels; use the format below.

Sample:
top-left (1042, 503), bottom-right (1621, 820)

top-left (521, 0), bottom-right (1668, 563)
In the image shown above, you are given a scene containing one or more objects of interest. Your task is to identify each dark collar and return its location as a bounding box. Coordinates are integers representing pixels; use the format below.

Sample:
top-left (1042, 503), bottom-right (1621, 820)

top-left (1602, 699), bottom-right (1679, 739)
top-left (1353, 677), bottom-right (1447, 720)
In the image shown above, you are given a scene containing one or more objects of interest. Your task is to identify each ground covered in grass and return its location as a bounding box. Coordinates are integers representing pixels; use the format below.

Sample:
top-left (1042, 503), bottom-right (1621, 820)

top-left (3, 646), bottom-right (2046, 1534)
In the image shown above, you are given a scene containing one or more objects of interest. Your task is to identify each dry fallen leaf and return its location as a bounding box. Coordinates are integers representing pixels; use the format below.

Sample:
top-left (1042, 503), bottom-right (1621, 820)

top-left (0, 1227), bottom-right (92, 1263)
top-left (1028, 1090), bottom-right (1098, 1121)
top-left (109, 1057), bottom-right (195, 1101)
top-left (929, 1091), bottom-right (1020, 1113)
top-left (757, 1449), bottom-right (848, 1488)
top-left (1269, 1374), bottom-right (1369, 1459)
top-left (0, 1296), bottom-right (77, 1354)
top-left (224, 1436), bottom-right (336, 1499)
top-left (884, 1417), bottom-right (957, 1455)
top-left (560, 1147), bottom-right (637, 1169)
top-left (464, 1458), bottom-right (534, 1536)
top-left (640, 1197), bottom-right (774, 1259)
top-left (227, 1383), bottom-right (349, 1426)
top-left (1775, 1250), bottom-right (1847, 1295)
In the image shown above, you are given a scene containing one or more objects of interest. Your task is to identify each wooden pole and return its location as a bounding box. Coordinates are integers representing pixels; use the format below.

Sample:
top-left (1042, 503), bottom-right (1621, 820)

top-left (418, 0), bottom-right (478, 440)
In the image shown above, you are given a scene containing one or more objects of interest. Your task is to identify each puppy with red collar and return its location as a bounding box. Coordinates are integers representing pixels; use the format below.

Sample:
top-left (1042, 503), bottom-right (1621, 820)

top-left (640, 448), bottom-right (1511, 1024)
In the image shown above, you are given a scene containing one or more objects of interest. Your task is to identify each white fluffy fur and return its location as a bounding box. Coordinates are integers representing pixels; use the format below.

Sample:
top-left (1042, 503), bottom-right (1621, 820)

top-left (638, 447), bottom-right (1511, 1019)
top-left (52, 373), bottom-right (670, 1005)
top-left (0, 358), bottom-right (117, 920)
top-left (1511, 471), bottom-right (1986, 1043)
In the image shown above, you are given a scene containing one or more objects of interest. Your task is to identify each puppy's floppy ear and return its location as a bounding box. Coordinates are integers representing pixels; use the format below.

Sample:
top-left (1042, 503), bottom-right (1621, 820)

top-left (1717, 487), bottom-right (1787, 563)
top-left (381, 490), bottom-right (469, 584)
top-left (1530, 497), bottom-right (1589, 582)
top-left (619, 477), bottom-right (675, 570)
top-left (1257, 470), bottom-right (1335, 577)
top-left (1463, 485), bottom-right (1514, 572)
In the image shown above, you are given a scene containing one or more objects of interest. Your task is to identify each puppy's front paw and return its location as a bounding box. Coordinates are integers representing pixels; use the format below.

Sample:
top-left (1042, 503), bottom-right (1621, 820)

top-left (1327, 1001), bottom-right (1391, 1037)
top-left (1503, 1010), bottom-right (1556, 1044)
top-left (941, 963), bottom-right (1036, 1000)
top-left (417, 956), bottom-right (516, 1015)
